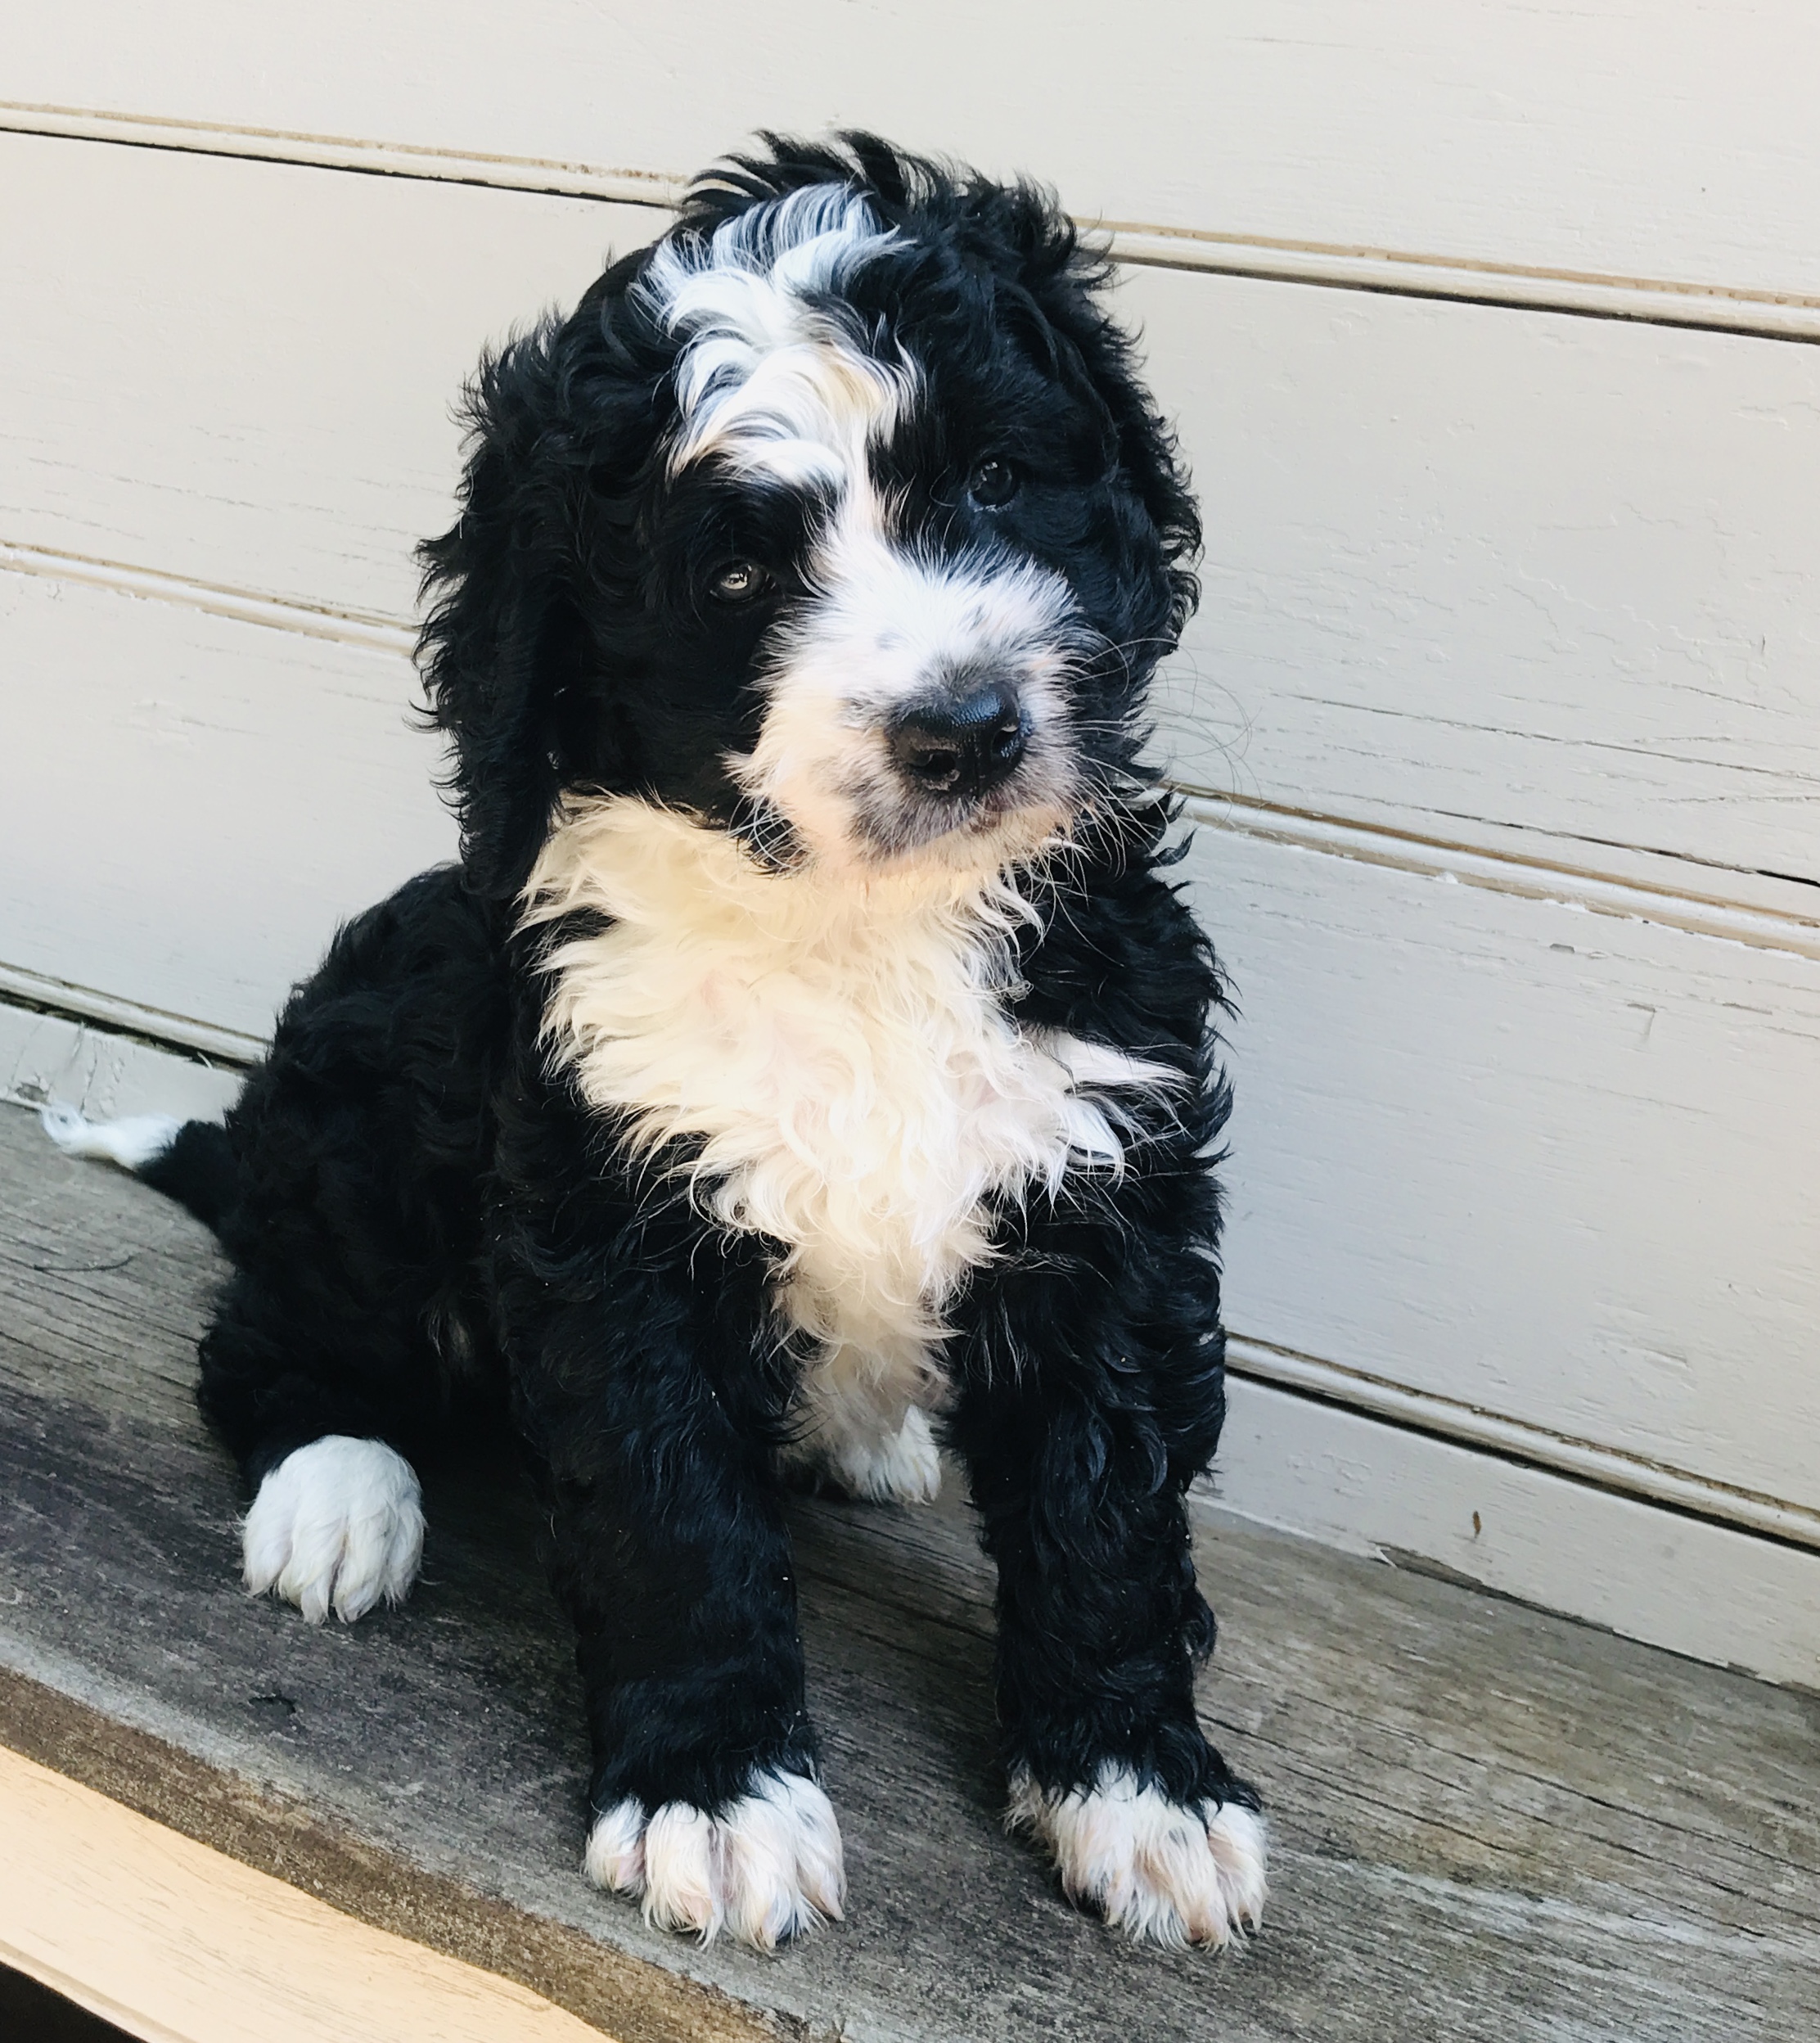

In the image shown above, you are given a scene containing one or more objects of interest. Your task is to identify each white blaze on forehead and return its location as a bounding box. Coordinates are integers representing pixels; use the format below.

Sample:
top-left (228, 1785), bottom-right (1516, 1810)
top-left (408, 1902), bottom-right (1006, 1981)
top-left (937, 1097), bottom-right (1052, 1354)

top-left (640, 183), bottom-right (1088, 875)
top-left (639, 185), bottom-right (912, 483)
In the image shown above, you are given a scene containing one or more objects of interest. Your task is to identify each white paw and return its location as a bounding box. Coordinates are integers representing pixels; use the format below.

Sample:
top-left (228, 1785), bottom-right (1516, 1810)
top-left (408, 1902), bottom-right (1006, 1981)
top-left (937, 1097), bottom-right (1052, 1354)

top-left (39, 1102), bottom-right (182, 1170)
top-left (1009, 1764), bottom-right (1267, 1948)
top-left (787, 1405), bottom-right (943, 1504)
top-left (241, 1436), bottom-right (425, 1625)
top-left (584, 1768), bottom-right (845, 1950)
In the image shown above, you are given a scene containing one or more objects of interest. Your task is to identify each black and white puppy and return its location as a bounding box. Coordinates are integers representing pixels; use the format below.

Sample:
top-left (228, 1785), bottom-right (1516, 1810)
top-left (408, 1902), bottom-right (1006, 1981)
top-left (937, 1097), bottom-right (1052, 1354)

top-left (48, 134), bottom-right (1265, 1952)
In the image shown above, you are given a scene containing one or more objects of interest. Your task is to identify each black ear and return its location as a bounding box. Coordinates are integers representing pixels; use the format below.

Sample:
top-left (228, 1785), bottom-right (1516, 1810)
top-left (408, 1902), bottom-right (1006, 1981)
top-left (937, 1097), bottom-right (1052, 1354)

top-left (417, 253), bottom-right (666, 902)
top-left (975, 183), bottom-right (1203, 645)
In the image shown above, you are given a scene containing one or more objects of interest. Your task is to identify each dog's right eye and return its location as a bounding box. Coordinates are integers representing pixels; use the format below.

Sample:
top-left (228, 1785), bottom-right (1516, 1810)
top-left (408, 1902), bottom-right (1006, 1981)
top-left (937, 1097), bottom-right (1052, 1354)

top-left (707, 560), bottom-right (770, 605)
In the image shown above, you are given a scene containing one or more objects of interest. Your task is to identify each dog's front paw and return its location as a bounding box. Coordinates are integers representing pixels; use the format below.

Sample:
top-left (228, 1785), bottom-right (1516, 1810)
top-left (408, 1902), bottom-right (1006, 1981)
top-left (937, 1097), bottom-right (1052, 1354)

top-left (241, 1436), bottom-right (425, 1625)
top-left (584, 1769), bottom-right (845, 1950)
top-left (1010, 1765), bottom-right (1267, 1949)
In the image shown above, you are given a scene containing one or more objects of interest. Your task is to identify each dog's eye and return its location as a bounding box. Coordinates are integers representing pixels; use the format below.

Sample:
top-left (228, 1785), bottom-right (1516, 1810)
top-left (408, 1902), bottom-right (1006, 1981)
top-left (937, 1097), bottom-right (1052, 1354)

top-left (967, 458), bottom-right (1020, 508)
top-left (707, 560), bottom-right (769, 605)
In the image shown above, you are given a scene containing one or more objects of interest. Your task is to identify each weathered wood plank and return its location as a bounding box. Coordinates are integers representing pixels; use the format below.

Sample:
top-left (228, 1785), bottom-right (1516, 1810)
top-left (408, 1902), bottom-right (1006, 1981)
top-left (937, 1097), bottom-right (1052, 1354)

top-left (1, 1103), bottom-right (1815, 2042)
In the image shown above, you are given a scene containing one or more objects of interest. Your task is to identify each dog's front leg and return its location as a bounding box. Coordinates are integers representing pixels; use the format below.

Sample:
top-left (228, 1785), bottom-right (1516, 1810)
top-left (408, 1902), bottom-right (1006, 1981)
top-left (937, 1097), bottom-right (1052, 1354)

top-left (951, 1320), bottom-right (1267, 1948)
top-left (507, 1275), bottom-right (843, 1950)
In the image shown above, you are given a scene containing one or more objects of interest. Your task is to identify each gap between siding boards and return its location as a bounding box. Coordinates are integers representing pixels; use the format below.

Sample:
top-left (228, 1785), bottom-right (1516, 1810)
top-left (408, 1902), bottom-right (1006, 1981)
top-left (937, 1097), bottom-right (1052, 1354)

top-left (1223, 1338), bottom-right (1820, 1556)
top-left (1181, 795), bottom-right (1820, 963)
top-left (4, 974), bottom-right (1813, 1558)
top-left (0, 539), bottom-right (416, 656)
top-left (6, 543), bottom-right (1815, 956)
top-left (0, 969), bottom-right (264, 1070)
top-left (3, 101), bottom-right (1820, 345)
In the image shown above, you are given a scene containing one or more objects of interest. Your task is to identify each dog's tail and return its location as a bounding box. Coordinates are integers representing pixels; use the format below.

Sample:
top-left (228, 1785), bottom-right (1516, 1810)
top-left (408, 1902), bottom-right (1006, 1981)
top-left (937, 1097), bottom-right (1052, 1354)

top-left (40, 1103), bottom-right (237, 1237)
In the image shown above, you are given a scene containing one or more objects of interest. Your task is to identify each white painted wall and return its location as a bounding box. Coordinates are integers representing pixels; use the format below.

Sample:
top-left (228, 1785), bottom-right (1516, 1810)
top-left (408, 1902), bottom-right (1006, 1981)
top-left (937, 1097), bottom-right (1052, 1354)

top-left (10, 3), bottom-right (1820, 294)
top-left (3, 10), bottom-right (1816, 1676)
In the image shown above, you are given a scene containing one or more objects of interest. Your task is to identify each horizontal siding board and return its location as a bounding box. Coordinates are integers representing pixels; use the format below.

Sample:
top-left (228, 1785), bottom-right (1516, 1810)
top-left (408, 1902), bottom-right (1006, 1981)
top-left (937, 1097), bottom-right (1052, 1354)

top-left (1188, 821), bottom-right (1820, 1511)
top-left (0, 133), bottom-right (651, 621)
top-left (0, 1002), bottom-right (246, 1124)
top-left (1134, 264), bottom-right (1820, 886)
top-left (0, 570), bottom-right (453, 1039)
top-left (5, 139), bottom-right (1818, 891)
top-left (1209, 1384), bottom-right (1820, 1688)
top-left (7, 2), bottom-right (1820, 298)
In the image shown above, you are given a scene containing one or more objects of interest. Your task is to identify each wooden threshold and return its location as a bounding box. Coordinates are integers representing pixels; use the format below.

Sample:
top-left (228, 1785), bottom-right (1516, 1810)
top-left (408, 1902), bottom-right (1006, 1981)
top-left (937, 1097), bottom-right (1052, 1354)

top-left (0, 1743), bottom-right (611, 2043)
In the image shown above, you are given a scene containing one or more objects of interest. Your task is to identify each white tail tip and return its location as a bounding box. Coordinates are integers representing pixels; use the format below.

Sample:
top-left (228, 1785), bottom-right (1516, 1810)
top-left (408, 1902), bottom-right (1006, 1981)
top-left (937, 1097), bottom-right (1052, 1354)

top-left (39, 1102), bottom-right (183, 1171)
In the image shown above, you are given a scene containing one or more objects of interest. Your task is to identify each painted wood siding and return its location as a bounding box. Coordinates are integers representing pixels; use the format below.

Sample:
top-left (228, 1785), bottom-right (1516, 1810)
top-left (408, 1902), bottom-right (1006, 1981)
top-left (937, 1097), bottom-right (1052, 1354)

top-left (10, 2), bottom-right (1820, 299)
top-left (4, 7), bottom-right (1816, 1665)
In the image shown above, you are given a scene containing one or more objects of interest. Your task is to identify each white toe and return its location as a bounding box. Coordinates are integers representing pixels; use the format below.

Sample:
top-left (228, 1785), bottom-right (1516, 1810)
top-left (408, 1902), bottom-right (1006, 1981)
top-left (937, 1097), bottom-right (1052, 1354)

top-left (861, 1405), bottom-right (943, 1504)
top-left (584, 1769), bottom-right (845, 1951)
top-left (1009, 1764), bottom-right (1268, 1948)
top-left (786, 1405), bottom-right (943, 1504)
top-left (242, 1436), bottom-right (424, 1625)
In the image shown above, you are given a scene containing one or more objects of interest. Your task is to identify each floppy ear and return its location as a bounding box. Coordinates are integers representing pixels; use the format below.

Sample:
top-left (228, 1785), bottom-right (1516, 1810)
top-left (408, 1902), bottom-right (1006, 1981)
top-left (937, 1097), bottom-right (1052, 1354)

top-left (977, 183), bottom-right (1203, 647)
top-left (417, 255), bottom-right (666, 902)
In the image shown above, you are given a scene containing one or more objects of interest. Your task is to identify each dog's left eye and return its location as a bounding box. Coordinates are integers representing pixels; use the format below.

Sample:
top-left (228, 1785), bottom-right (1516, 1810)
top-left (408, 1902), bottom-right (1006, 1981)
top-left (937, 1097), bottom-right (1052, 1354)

top-left (967, 458), bottom-right (1021, 508)
top-left (707, 560), bottom-right (770, 604)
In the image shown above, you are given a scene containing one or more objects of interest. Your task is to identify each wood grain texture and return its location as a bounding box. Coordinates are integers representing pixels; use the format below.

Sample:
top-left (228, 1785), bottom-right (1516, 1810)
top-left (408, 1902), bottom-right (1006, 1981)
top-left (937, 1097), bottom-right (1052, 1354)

top-left (1, 1101), bottom-right (1817, 2043)
top-left (0, 1746), bottom-right (615, 2043)
top-left (8, 2), bottom-right (1820, 297)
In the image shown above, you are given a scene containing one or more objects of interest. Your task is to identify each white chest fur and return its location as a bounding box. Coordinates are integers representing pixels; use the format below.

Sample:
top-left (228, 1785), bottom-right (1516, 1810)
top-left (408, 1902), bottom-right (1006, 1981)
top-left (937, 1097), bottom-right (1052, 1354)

top-left (521, 800), bottom-right (1165, 1445)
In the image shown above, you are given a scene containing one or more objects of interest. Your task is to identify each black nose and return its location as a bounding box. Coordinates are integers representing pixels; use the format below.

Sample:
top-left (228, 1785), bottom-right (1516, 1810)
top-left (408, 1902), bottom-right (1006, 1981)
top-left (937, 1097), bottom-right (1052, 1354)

top-left (889, 682), bottom-right (1029, 796)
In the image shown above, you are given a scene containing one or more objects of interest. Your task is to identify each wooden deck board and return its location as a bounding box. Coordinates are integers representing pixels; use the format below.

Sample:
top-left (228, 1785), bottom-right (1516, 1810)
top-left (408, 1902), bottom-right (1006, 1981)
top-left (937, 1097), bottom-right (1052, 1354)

top-left (1, 1100), bottom-right (1814, 2041)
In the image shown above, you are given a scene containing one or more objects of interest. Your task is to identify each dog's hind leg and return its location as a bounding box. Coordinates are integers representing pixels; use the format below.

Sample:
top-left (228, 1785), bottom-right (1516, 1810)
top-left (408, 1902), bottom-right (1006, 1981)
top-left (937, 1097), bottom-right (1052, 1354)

top-left (239, 1433), bottom-right (424, 1625)
top-left (777, 1399), bottom-right (943, 1504)
top-left (197, 1273), bottom-right (428, 1626)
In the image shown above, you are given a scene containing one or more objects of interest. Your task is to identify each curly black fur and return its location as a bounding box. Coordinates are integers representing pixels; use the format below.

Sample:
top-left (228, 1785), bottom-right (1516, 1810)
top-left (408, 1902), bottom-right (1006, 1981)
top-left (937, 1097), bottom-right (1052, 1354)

top-left (141, 133), bottom-right (1258, 1928)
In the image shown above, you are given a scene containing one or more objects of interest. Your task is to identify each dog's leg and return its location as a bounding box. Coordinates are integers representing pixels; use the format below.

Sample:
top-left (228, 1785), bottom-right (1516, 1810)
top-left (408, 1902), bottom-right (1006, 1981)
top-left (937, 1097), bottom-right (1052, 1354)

top-left (197, 1280), bottom-right (427, 1626)
top-left (505, 1279), bottom-right (843, 1950)
top-left (547, 1445), bottom-right (842, 1948)
top-left (950, 1351), bottom-right (1266, 1949)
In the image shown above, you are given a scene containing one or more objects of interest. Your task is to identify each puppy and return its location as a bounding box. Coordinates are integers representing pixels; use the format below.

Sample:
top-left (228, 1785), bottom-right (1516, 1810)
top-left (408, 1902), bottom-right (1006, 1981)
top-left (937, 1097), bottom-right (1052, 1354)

top-left (47, 134), bottom-right (1266, 1952)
